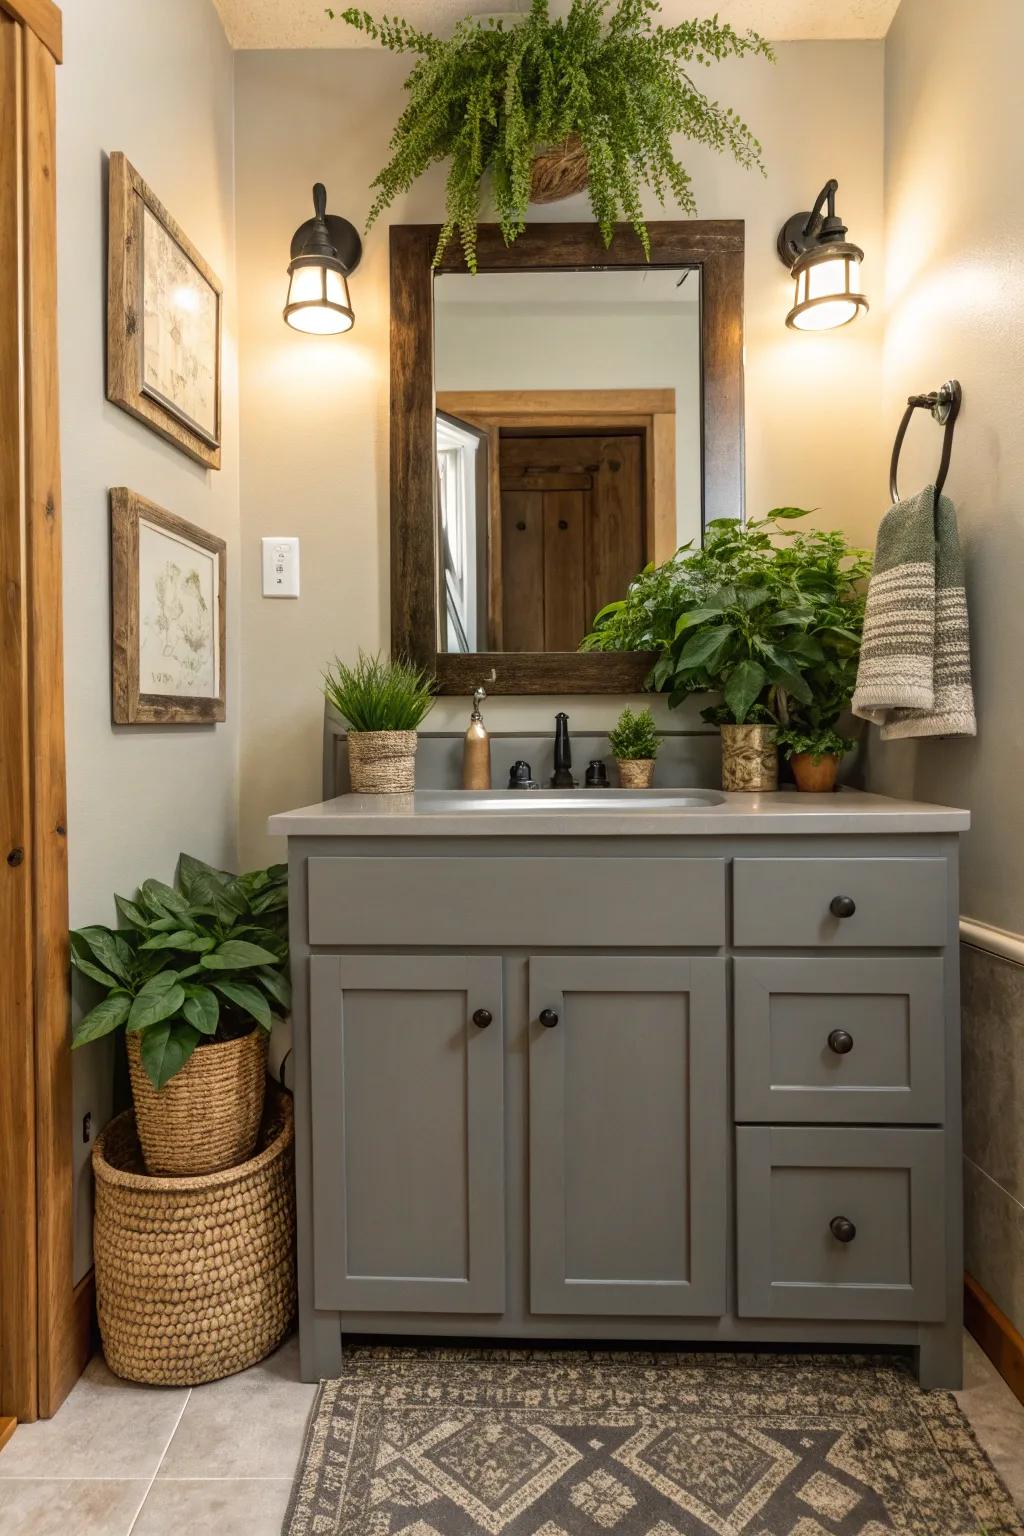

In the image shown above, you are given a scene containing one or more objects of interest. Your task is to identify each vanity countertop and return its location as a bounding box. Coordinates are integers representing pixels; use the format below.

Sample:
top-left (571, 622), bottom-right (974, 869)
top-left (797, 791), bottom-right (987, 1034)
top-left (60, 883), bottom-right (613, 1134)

top-left (268, 787), bottom-right (969, 838)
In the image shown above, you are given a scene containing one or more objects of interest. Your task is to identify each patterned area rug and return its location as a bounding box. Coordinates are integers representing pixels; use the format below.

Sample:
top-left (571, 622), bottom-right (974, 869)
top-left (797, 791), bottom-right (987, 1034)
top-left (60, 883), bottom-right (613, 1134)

top-left (284, 1346), bottom-right (1022, 1536)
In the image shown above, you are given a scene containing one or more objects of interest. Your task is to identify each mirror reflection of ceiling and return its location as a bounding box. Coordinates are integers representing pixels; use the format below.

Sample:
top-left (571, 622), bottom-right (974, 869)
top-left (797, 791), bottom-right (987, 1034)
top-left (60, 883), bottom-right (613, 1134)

top-left (212, 0), bottom-right (901, 48)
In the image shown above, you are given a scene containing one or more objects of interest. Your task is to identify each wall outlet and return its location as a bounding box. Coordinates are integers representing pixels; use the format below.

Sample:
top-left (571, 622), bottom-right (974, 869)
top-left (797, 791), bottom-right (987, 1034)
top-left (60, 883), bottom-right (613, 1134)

top-left (261, 536), bottom-right (300, 598)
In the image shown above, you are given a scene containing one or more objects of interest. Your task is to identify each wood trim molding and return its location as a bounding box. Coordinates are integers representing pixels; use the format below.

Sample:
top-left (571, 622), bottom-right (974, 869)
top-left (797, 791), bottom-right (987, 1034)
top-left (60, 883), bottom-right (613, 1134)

top-left (391, 220), bottom-right (744, 695)
top-left (0, 1416), bottom-right (15, 1452)
top-left (965, 1272), bottom-right (1024, 1408)
top-left (960, 915), bottom-right (1024, 968)
top-left (0, 0), bottom-right (61, 63)
top-left (1, 16), bottom-right (82, 1422)
top-left (438, 388), bottom-right (677, 417)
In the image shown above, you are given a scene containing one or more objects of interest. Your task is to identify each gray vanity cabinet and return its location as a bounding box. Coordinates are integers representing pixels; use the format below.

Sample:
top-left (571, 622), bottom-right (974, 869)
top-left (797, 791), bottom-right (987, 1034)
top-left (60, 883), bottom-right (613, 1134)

top-left (528, 956), bottom-right (728, 1316)
top-left (309, 953), bottom-right (505, 1313)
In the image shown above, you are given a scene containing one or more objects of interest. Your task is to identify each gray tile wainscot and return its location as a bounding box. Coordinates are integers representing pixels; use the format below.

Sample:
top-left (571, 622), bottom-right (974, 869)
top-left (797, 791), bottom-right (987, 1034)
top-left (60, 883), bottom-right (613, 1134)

top-left (269, 787), bottom-right (969, 1388)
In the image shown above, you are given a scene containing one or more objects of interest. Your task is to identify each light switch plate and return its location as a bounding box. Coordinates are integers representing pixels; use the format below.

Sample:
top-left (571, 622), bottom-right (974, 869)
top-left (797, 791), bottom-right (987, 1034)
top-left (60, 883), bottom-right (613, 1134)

top-left (262, 536), bottom-right (300, 598)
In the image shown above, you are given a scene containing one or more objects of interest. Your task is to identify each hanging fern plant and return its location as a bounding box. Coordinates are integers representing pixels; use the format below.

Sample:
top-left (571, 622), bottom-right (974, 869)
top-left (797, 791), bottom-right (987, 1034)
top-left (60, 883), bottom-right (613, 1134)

top-left (330, 0), bottom-right (773, 270)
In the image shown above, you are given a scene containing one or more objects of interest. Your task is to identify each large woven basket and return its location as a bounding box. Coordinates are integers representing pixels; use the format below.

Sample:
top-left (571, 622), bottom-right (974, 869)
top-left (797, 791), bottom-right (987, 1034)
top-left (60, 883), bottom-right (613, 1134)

top-left (127, 1028), bottom-right (267, 1177)
top-left (346, 729), bottom-right (418, 792)
top-left (530, 134), bottom-right (589, 203)
top-left (93, 1087), bottom-right (296, 1387)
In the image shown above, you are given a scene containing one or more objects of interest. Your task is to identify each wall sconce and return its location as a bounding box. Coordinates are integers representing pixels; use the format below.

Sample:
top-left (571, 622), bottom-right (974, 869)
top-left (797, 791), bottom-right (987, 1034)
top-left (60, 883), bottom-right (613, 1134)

top-left (776, 178), bottom-right (868, 331)
top-left (283, 182), bottom-right (362, 335)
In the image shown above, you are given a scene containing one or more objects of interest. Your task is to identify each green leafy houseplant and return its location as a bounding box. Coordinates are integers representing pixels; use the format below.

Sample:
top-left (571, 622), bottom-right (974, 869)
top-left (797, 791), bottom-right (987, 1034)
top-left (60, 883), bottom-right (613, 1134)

top-left (332, 0), bottom-right (772, 270)
top-left (581, 510), bottom-right (872, 728)
top-left (608, 705), bottom-right (660, 761)
top-left (71, 855), bottom-right (290, 1089)
top-left (323, 651), bottom-right (436, 731)
top-left (775, 725), bottom-right (854, 764)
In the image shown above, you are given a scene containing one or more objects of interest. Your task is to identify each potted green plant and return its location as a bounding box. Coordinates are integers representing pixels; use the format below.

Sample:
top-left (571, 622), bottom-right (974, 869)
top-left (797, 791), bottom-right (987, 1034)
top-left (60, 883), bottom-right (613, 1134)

top-left (776, 725), bottom-right (855, 792)
top-left (332, 0), bottom-right (772, 271)
top-left (581, 510), bottom-right (871, 792)
top-left (71, 854), bottom-right (290, 1176)
top-left (323, 651), bottom-right (437, 793)
top-left (608, 705), bottom-right (660, 787)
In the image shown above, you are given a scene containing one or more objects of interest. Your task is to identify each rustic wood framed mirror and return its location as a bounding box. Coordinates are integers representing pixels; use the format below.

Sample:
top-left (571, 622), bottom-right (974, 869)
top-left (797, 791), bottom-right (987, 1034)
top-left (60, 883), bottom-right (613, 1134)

top-left (390, 221), bottom-right (744, 694)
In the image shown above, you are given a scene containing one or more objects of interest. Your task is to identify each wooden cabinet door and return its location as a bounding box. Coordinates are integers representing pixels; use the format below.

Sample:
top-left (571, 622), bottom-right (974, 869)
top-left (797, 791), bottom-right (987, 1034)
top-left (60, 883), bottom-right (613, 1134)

top-left (310, 954), bottom-right (505, 1312)
top-left (529, 955), bottom-right (728, 1316)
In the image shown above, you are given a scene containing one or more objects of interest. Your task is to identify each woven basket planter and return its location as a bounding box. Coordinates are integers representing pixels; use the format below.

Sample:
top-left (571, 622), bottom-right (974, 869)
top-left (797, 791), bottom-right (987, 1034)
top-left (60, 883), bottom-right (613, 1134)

top-left (529, 134), bottom-right (589, 204)
top-left (127, 1028), bottom-right (267, 1177)
top-left (720, 723), bottom-right (778, 792)
top-left (93, 1087), bottom-right (296, 1387)
top-left (616, 758), bottom-right (656, 789)
top-left (347, 729), bottom-right (418, 793)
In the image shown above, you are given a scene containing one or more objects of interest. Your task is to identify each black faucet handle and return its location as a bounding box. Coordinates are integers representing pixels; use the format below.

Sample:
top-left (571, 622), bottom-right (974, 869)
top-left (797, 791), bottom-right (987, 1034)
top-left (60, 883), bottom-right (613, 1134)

top-left (508, 760), bottom-right (538, 789)
top-left (585, 760), bottom-right (609, 788)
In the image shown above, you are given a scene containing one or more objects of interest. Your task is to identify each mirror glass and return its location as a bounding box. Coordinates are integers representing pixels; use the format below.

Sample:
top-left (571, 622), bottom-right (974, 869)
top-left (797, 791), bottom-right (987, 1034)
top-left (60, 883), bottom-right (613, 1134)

top-left (433, 267), bottom-right (701, 654)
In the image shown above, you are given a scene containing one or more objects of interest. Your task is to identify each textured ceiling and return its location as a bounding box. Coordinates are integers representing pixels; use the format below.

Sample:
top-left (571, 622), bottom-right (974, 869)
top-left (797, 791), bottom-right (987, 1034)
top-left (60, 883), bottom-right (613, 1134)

top-left (212, 0), bottom-right (901, 49)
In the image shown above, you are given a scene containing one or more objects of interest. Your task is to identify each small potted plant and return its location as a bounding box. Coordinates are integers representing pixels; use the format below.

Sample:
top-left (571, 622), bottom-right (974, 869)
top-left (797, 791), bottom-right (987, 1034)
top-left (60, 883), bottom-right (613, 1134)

top-left (71, 854), bottom-right (290, 1177)
top-left (776, 725), bottom-right (854, 793)
top-left (608, 705), bottom-right (660, 788)
top-left (323, 651), bottom-right (436, 793)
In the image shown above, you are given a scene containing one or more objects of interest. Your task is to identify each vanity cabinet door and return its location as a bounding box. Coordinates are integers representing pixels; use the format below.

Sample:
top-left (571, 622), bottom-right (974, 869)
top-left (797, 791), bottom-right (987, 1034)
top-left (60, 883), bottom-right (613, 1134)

top-left (529, 955), bottom-right (727, 1316)
top-left (310, 954), bottom-right (505, 1313)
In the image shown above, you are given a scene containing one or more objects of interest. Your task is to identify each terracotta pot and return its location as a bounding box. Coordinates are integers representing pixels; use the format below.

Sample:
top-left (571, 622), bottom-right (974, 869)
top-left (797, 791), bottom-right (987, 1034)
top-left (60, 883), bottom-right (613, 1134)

top-left (346, 729), bottom-right (418, 793)
top-left (127, 1029), bottom-right (268, 1177)
top-left (720, 724), bottom-right (778, 792)
top-left (616, 758), bottom-right (656, 789)
top-left (529, 134), bottom-right (589, 204)
top-left (791, 751), bottom-right (841, 793)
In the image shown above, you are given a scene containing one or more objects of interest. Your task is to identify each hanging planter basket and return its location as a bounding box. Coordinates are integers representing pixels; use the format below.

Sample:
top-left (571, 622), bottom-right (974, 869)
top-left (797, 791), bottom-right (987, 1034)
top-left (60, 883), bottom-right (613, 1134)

top-left (529, 134), bottom-right (589, 204)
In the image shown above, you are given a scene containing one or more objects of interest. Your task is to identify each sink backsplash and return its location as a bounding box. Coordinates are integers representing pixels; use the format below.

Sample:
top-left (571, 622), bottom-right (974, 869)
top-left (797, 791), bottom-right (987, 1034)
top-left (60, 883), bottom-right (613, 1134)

top-left (324, 717), bottom-right (721, 797)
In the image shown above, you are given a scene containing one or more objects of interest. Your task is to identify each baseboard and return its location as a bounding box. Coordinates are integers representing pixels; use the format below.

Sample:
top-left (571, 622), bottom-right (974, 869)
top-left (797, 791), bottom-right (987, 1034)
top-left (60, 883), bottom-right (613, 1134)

top-left (0, 1417), bottom-right (15, 1453)
top-left (964, 1272), bottom-right (1024, 1408)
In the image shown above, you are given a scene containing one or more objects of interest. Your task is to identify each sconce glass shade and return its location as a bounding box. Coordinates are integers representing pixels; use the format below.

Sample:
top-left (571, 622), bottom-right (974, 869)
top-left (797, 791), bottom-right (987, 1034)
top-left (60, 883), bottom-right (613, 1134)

top-left (284, 258), bottom-right (354, 334)
top-left (787, 241), bottom-right (868, 331)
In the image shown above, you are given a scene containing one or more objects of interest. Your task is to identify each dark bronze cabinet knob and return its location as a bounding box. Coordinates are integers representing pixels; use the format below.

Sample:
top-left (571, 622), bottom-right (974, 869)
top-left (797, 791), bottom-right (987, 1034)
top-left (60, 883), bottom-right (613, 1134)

top-left (472, 1008), bottom-right (492, 1029)
top-left (828, 1029), bottom-right (854, 1055)
top-left (830, 1215), bottom-right (857, 1243)
top-left (829, 894), bottom-right (857, 918)
top-left (539, 1008), bottom-right (559, 1029)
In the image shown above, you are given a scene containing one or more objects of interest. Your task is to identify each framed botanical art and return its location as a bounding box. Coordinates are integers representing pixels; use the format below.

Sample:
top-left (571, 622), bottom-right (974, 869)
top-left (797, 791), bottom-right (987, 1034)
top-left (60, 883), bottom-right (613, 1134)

top-left (107, 152), bottom-right (223, 469)
top-left (111, 488), bottom-right (226, 724)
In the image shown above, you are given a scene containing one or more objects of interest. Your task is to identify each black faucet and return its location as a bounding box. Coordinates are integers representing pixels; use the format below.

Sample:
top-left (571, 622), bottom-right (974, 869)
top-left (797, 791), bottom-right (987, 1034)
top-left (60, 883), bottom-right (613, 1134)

top-left (551, 712), bottom-right (576, 788)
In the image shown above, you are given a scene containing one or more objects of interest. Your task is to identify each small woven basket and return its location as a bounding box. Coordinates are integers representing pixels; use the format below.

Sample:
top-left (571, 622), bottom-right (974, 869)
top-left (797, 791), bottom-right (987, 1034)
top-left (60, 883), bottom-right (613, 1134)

top-left (720, 723), bottom-right (778, 792)
top-left (347, 729), bottom-right (418, 793)
top-left (93, 1087), bottom-right (296, 1387)
top-left (127, 1028), bottom-right (267, 1177)
top-left (529, 134), bottom-right (589, 204)
top-left (617, 758), bottom-right (656, 789)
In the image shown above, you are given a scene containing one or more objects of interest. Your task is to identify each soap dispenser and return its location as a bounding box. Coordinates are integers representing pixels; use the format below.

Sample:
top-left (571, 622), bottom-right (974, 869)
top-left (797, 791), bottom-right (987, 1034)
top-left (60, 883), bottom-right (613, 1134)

top-left (462, 685), bottom-right (491, 789)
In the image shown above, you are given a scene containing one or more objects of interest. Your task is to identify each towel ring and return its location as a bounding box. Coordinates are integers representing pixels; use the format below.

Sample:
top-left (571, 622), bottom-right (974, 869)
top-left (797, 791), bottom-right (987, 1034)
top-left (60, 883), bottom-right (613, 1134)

top-left (889, 379), bottom-right (962, 504)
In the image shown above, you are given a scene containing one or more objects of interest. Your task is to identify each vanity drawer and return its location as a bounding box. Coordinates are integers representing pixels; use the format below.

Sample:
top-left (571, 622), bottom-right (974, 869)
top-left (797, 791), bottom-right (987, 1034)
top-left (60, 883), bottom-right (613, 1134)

top-left (736, 1126), bottom-right (946, 1322)
top-left (732, 857), bottom-right (947, 948)
top-left (734, 957), bottom-right (945, 1123)
top-left (307, 855), bottom-right (726, 948)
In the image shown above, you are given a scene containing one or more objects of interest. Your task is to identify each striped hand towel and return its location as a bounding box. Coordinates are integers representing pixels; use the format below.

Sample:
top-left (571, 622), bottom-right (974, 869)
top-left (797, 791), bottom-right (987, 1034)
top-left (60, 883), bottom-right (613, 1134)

top-left (852, 484), bottom-right (976, 739)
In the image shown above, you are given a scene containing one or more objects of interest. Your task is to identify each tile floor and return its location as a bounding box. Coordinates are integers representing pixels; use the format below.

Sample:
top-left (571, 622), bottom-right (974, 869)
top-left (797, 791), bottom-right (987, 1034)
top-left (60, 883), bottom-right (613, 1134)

top-left (0, 1331), bottom-right (1021, 1534)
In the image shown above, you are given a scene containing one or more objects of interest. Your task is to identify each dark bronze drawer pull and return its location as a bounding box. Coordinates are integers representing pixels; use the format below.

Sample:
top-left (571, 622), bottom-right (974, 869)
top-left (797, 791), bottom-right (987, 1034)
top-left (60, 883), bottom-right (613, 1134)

top-left (539, 1008), bottom-right (559, 1029)
top-left (829, 895), bottom-right (857, 918)
top-left (828, 1029), bottom-right (854, 1055)
top-left (472, 1008), bottom-right (492, 1029)
top-left (830, 1215), bottom-right (857, 1243)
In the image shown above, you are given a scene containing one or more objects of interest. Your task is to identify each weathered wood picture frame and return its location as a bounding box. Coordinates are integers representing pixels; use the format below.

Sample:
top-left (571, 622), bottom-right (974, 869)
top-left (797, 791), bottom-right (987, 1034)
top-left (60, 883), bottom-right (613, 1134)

top-left (107, 152), bottom-right (223, 469)
top-left (110, 487), bottom-right (226, 724)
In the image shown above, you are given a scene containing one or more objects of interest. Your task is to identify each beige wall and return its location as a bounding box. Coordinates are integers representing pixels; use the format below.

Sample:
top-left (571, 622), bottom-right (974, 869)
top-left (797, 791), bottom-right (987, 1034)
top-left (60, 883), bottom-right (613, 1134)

top-left (235, 41), bottom-right (885, 865)
top-left (873, 0), bottom-right (1024, 1334)
top-left (868, 0), bottom-right (1024, 933)
top-left (58, 0), bottom-right (239, 1277)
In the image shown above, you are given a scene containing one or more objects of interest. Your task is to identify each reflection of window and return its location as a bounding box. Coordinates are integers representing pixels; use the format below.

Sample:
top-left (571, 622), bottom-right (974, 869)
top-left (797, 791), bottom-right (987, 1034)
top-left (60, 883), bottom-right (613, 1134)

top-left (436, 416), bottom-right (481, 652)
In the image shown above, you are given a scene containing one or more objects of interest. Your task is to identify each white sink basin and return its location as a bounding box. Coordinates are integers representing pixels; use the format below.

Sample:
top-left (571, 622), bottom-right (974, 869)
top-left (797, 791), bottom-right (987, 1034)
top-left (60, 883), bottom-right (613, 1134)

top-left (416, 789), bottom-right (725, 811)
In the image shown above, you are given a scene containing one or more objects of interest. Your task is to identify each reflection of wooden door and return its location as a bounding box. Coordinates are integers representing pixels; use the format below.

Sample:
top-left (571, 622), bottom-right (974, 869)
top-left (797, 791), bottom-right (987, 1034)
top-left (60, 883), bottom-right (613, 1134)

top-left (499, 434), bottom-right (644, 652)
